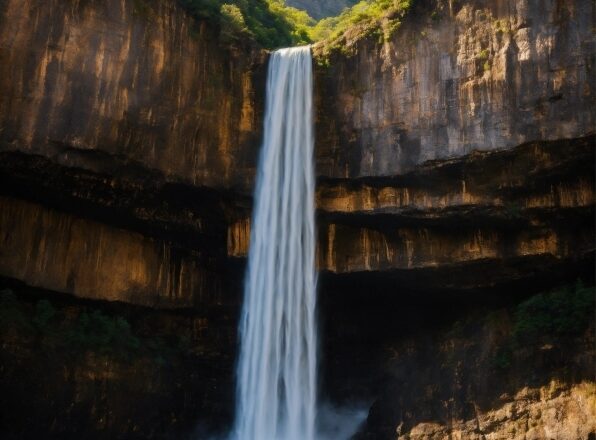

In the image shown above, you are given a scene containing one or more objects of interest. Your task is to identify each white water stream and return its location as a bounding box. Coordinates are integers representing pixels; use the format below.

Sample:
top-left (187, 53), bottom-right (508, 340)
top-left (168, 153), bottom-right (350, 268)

top-left (233, 46), bottom-right (318, 440)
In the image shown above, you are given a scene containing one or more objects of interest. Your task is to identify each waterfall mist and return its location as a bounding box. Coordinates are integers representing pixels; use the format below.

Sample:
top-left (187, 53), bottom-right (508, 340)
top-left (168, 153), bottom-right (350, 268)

top-left (233, 46), bottom-right (317, 440)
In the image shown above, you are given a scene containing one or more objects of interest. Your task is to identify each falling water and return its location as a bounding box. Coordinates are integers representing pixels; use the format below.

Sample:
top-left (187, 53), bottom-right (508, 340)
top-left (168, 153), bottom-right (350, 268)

top-left (233, 46), bottom-right (317, 440)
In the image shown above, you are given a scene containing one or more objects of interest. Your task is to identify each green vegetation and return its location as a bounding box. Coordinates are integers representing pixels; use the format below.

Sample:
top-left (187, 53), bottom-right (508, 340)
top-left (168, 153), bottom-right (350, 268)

top-left (310, 0), bottom-right (413, 43)
top-left (179, 0), bottom-right (415, 50)
top-left (491, 282), bottom-right (595, 370)
top-left (474, 49), bottom-right (491, 72)
top-left (477, 48), bottom-right (489, 61)
top-left (0, 290), bottom-right (189, 362)
top-left (220, 4), bottom-right (250, 43)
top-left (493, 345), bottom-right (512, 370)
top-left (179, 0), bottom-right (314, 48)
top-left (512, 281), bottom-right (594, 344)
top-left (311, 0), bottom-right (415, 66)
top-left (68, 310), bottom-right (141, 356)
top-left (492, 18), bottom-right (511, 35)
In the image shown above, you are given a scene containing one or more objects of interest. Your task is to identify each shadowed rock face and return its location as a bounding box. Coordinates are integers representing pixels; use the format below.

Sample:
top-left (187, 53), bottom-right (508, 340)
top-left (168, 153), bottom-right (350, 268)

top-left (313, 0), bottom-right (595, 178)
top-left (0, 148), bottom-right (253, 309)
top-left (0, 286), bottom-right (239, 439)
top-left (0, 0), bottom-right (593, 438)
top-left (0, 0), bottom-right (266, 192)
top-left (1, 135), bottom-right (593, 307)
top-left (351, 306), bottom-right (596, 440)
top-left (229, 137), bottom-right (595, 286)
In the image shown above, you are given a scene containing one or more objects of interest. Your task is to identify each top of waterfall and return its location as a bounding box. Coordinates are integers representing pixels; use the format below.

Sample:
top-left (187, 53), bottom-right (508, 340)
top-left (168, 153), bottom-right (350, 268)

top-left (274, 45), bottom-right (312, 55)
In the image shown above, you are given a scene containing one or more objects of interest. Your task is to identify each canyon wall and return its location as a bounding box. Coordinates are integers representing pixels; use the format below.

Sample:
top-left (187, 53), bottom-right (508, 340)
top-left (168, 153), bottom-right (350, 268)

top-left (0, 1), bottom-right (251, 434)
top-left (353, 301), bottom-right (596, 440)
top-left (0, 0), bottom-right (593, 438)
top-left (1, 0), bottom-right (592, 306)
top-left (314, 0), bottom-right (594, 178)
top-left (0, 196), bottom-right (212, 308)
top-left (0, 0), bottom-right (264, 191)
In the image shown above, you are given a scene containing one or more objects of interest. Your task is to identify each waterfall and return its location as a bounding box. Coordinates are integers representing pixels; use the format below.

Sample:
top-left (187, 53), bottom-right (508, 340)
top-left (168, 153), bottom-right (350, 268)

top-left (233, 46), bottom-right (317, 440)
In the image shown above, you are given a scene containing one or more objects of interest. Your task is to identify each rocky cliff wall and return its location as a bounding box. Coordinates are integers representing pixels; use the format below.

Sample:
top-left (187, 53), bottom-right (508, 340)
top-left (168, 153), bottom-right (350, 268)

top-left (0, 196), bottom-right (214, 308)
top-left (0, 0), bottom-right (594, 438)
top-left (0, 0), bottom-right (265, 192)
top-left (351, 297), bottom-right (596, 440)
top-left (0, 0), bottom-right (592, 336)
top-left (0, 0), bottom-right (259, 308)
top-left (392, 382), bottom-right (595, 440)
top-left (0, 148), bottom-right (251, 308)
top-left (314, 0), bottom-right (595, 178)
top-left (0, 284), bottom-right (238, 438)
top-left (4, 0), bottom-right (592, 192)
top-left (227, 136), bottom-right (594, 291)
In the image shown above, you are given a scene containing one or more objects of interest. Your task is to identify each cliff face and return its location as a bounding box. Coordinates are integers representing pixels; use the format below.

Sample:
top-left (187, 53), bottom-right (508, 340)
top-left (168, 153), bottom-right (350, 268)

top-left (0, 0), bottom-right (594, 438)
top-left (0, 151), bottom-right (246, 309)
top-left (352, 293), bottom-right (596, 440)
top-left (360, 327), bottom-right (596, 440)
top-left (392, 381), bottom-right (595, 440)
top-left (0, 195), bottom-right (211, 307)
top-left (0, 286), bottom-right (238, 438)
top-left (226, 136), bottom-right (594, 292)
top-left (0, 1), bottom-right (253, 434)
top-left (0, 0), bottom-right (260, 308)
top-left (314, 0), bottom-right (594, 178)
top-left (0, 0), bottom-right (265, 192)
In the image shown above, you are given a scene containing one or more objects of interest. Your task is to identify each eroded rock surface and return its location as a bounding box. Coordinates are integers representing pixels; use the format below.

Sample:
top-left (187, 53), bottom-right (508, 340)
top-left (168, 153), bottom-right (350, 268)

top-left (0, 0), bottom-right (265, 192)
top-left (0, 0), bottom-right (593, 438)
top-left (314, 0), bottom-right (594, 178)
top-left (352, 302), bottom-right (596, 440)
top-left (388, 382), bottom-right (596, 440)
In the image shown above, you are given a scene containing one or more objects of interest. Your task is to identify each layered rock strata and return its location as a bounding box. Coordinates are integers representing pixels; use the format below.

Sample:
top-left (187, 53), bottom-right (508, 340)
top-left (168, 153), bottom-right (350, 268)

top-left (0, 0), bottom-right (265, 192)
top-left (0, 0), bottom-right (593, 438)
top-left (313, 0), bottom-right (594, 178)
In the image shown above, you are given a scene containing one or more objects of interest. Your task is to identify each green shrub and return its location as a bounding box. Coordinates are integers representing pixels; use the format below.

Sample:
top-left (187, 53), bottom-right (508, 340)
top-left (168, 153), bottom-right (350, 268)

top-left (180, 0), bottom-right (417, 50)
top-left (179, 0), bottom-right (314, 49)
top-left (32, 300), bottom-right (56, 331)
top-left (513, 281), bottom-right (595, 344)
top-left (220, 4), bottom-right (250, 41)
top-left (0, 292), bottom-right (195, 363)
top-left (68, 310), bottom-right (140, 355)
top-left (489, 282), bottom-right (594, 370)
top-left (477, 49), bottom-right (489, 60)
top-left (493, 345), bottom-right (512, 370)
top-left (311, 0), bottom-right (413, 44)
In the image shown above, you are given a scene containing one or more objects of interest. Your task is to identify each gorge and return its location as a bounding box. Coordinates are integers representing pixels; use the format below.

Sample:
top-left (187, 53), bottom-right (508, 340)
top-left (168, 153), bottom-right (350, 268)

top-left (0, 0), bottom-right (594, 439)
